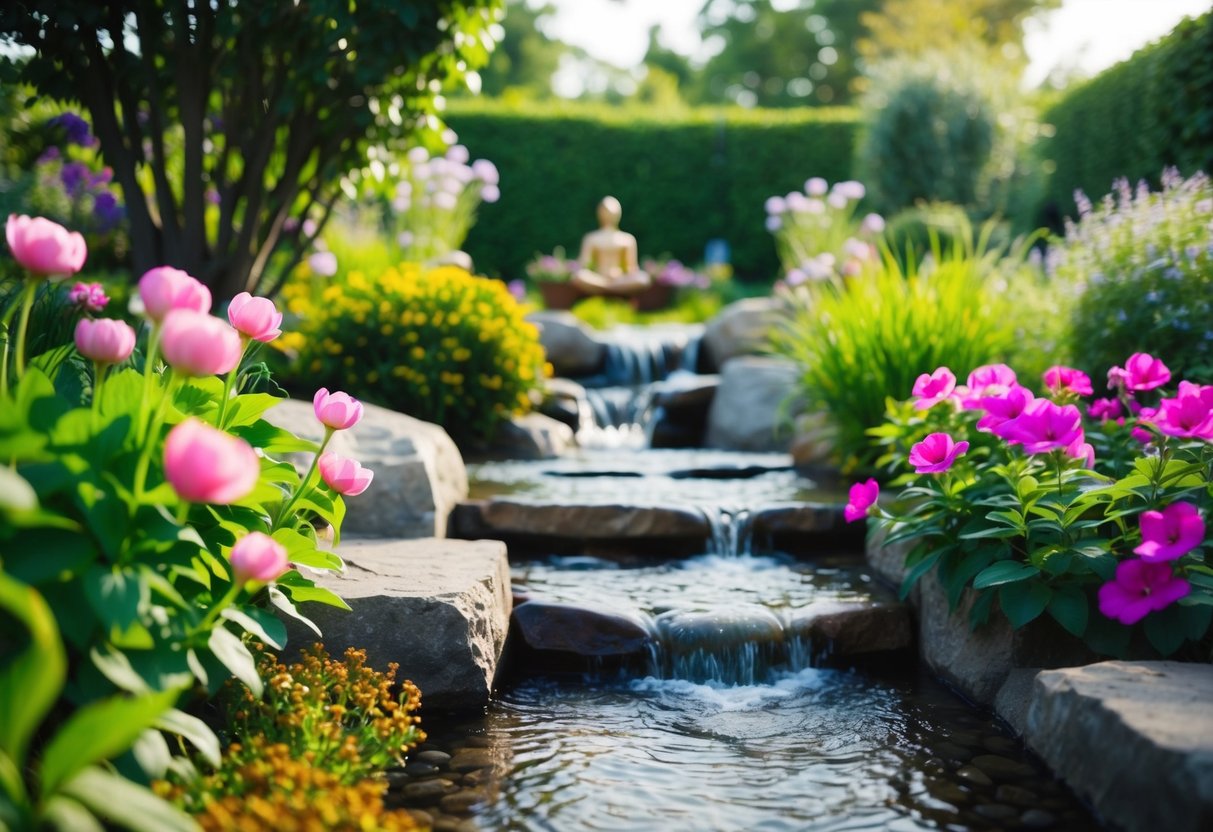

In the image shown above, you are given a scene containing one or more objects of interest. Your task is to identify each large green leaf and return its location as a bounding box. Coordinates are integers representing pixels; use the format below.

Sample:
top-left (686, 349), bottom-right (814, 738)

top-left (58, 766), bottom-right (198, 832)
top-left (221, 606), bottom-right (286, 650)
top-left (973, 561), bottom-right (1040, 589)
top-left (1046, 586), bottom-right (1089, 638)
top-left (207, 626), bottom-right (263, 698)
top-left (0, 574), bottom-right (65, 767)
top-left (156, 708), bottom-right (221, 768)
top-left (38, 688), bottom-right (179, 794)
top-left (998, 582), bottom-right (1052, 629)
top-left (83, 565), bottom-right (148, 635)
top-left (223, 393), bottom-right (282, 428)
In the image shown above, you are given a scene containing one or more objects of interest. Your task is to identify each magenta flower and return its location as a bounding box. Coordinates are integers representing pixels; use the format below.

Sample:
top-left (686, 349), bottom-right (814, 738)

top-left (1097, 559), bottom-right (1190, 625)
top-left (976, 384), bottom-right (1034, 433)
top-left (1042, 365), bottom-right (1093, 397)
top-left (1065, 436), bottom-right (1095, 468)
top-left (68, 281), bottom-right (109, 312)
top-left (230, 532), bottom-right (289, 583)
top-left (6, 214), bottom-right (87, 278)
top-left (139, 266), bottom-right (212, 322)
top-left (1134, 502), bottom-right (1205, 562)
top-left (1131, 406), bottom-right (1157, 444)
top-left (163, 418), bottom-right (260, 504)
top-left (912, 367), bottom-right (957, 410)
top-left (318, 452), bottom-right (374, 496)
top-left (958, 363), bottom-right (1017, 409)
top-left (74, 318), bottom-right (136, 365)
top-left (160, 309), bottom-right (243, 376)
top-left (1119, 353), bottom-right (1171, 392)
top-left (227, 291), bottom-right (283, 343)
top-left (1087, 397), bottom-right (1123, 422)
top-left (844, 478), bottom-right (880, 523)
top-left (997, 399), bottom-right (1084, 454)
top-left (1153, 381), bottom-right (1213, 440)
top-left (313, 388), bottom-right (364, 431)
top-left (908, 432), bottom-right (969, 474)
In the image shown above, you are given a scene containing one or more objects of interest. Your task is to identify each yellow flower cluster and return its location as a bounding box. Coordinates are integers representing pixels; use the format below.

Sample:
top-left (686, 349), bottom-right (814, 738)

top-left (280, 263), bottom-right (550, 440)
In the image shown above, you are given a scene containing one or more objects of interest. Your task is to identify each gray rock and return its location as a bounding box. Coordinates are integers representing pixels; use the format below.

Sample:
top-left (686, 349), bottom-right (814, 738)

top-left (788, 410), bottom-right (839, 472)
top-left (538, 377), bottom-right (589, 432)
top-left (650, 373), bottom-right (720, 412)
top-left (481, 412), bottom-right (574, 460)
top-left (656, 606), bottom-right (784, 650)
top-left (786, 599), bottom-right (913, 657)
top-left (401, 780), bottom-right (449, 804)
top-left (955, 765), bottom-right (994, 787)
top-left (512, 599), bottom-right (653, 657)
top-left (528, 311), bottom-right (605, 377)
top-left (265, 399), bottom-right (467, 539)
top-left (750, 503), bottom-right (846, 538)
top-left (449, 499), bottom-right (711, 547)
top-left (971, 754), bottom-right (1036, 781)
top-left (705, 356), bottom-right (801, 452)
top-left (280, 538), bottom-right (510, 712)
top-left (701, 297), bottom-right (785, 371)
top-left (415, 750), bottom-right (452, 767)
top-left (1025, 661), bottom-right (1213, 832)
top-left (994, 668), bottom-right (1042, 737)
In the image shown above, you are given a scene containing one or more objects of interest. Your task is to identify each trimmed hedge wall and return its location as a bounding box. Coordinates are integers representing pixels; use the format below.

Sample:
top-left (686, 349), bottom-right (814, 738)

top-left (1042, 11), bottom-right (1213, 219)
top-left (445, 100), bottom-right (859, 280)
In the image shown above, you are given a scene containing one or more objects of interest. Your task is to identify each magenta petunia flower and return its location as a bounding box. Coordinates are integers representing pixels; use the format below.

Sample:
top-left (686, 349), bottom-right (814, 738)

top-left (996, 399), bottom-right (1084, 454)
top-left (1153, 381), bottom-right (1213, 440)
top-left (1121, 353), bottom-right (1171, 392)
top-left (908, 432), bottom-right (969, 474)
top-left (1065, 435), bottom-right (1095, 468)
top-left (1087, 397), bottom-right (1123, 422)
top-left (844, 478), bottom-right (880, 523)
top-left (1042, 365), bottom-right (1093, 397)
top-left (1134, 502), bottom-right (1206, 562)
top-left (976, 384), bottom-right (1034, 433)
top-left (1097, 559), bottom-right (1190, 625)
top-left (912, 367), bottom-right (957, 410)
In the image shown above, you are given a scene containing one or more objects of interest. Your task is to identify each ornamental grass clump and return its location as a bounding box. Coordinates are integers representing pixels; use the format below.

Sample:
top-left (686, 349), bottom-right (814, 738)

top-left (280, 263), bottom-right (550, 441)
top-left (1053, 169), bottom-right (1213, 383)
top-left (857, 353), bottom-right (1212, 658)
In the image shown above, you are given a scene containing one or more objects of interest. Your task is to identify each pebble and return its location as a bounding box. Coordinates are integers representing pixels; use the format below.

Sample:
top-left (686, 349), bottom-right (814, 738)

top-left (415, 750), bottom-right (453, 767)
top-left (433, 818), bottom-right (478, 832)
top-left (922, 757), bottom-right (948, 774)
top-left (974, 803), bottom-right (1019, 821)
top-left (933, 742), bottom-right (972, 763)
top-left (1021, 809), bottom-right (1059, 828)
top-left (462, 769), bottom-right (490, 788)
top-left (451, 748), bottom-right (496, 773)
top-left (982, 735), bottom-right (1020, 754)
top-left (403, 761), bottom-right (440, 777)
top-left (461, 736), bottom-right (493, 748)
top-left (955, 766), bottom-right (993, 787)
top-left (402, 780), bottom-right (451, 804)
top-left (995, 784), bottom-right (1038, 807)
top-left (971, 754), bottom-right (1037, 781)
top-left (440, 790), bottom-right (488, 815)
top-left (930, 783), bottom-right (971, 806)
top-left (405, 810), bottom-right (434, 828)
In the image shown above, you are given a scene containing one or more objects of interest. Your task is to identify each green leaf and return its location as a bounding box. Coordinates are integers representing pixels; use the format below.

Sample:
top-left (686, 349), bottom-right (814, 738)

top-left (1047, 587), bottom-right (1089, 638)
top-left (40, 795), bottom-right (106, 832)
top-left (1143, 604), bottom-right (1189, 656)
top-left (233, 419), bottom-right (319, 454)
top-left (58, 766), bottom-right (197, 832)
top-left (0, 573), bottom-right (66, 766)
top-left (268, 586), bottom-right (321, 637)
top-left (998, 581), bottom-right (1052, 628)
top-left (208, 627), bottom-right (263, 698)
top-left (221, 606), bottom-right (286, 650)
top-left (3, 528), bottom-right (97, 585)
top-left (973, 561), bottom-right (1041, 589)
top-left (89, 646), bottom-right (151, 694)
top-left (223, 393), bottom-right (282, 428)
top-left (156, 709), bottom-right (221, 768)
top-left (130, 728), bottom-right (172, 780)
top-left (39, 688), bottom-right (179, 795)
top-left (898, 548), bottom-right (942, 600)
top-left (83, 565), bottom-right (149, 636)
top-left (0, 465), bottom-right (38, 512)
top-left (277, 573), bottom-right (351, 610)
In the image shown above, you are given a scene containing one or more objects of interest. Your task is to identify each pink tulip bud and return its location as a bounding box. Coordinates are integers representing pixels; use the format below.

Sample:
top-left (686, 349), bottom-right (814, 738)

top-left (74, 318), bottom-right (136, 365)
top-left (229, 532), bottom-right (289, 583)
top-left (5, 214), bottom-right (87, 278)
top-left (160, 310), bottom-right (244, 376)
top-left (138, 266), bottom-right (212, 322)
top-left (68, 281), bottom-right (109, 312)
top-left (163, 418), bottom-right (260, 504)
top-left (313, 388), bottom-right (364, 430)
top-left (318, 452), bottom-right (374, 496)
top-left (226, 292), bottom-right (283, 342)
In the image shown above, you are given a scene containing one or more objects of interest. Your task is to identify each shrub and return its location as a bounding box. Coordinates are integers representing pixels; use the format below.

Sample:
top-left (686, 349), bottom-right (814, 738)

top-left (280, 263), bottom-right (549, 441)
top-left (771, 231), bottom-right (1023, 472)
top-left (446, 99), bottom-right (859, 280)
top-left (1052, 170), bottom-right (1213, 383)
top-left (1041, 11), bottom-right (1213, 221)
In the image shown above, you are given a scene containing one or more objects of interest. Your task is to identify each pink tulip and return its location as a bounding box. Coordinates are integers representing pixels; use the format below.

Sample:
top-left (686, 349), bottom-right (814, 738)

top-left (160, 310), bottom-right (243, 376)
top-left (68, 281), bottom-right (109, 312)
top-left (138, 266), bottom-right (212, 322)
top-left (976, 384), bottom-right (1034, 432)
top-left (1134, 502), bottom-right (1205, 562)
top-left (1042, 365), bottom-right (1093, 397)
top-left (996, 399), bottom-right (1083, 454)
top-left (163, 418), bottom-right (260, 504)
top-left (844, 478), bottom-right (880, 523)
top-left (912, 367), bottom-right (957, 410)
top-left (227, 292), bottom-right (283, 342)
top-left (74, 318), bottom-right (135, 365)
top-left (6, 214), bottom-right (87, 278)
top-left (1153, 381), bottom-right (1213, 440)
top-left (908, 432), bottom-right (969, 474)
top-left (1097, 559), bottom-right (1189, 625)
top-left (317, 452), bottom-right (374, 496)
top-left (313, 388), bottom-right (364, 431)
top-left (1120, 353), bottom-right (1171, 392)
top-left (230, 532), bottom-right (289, 583)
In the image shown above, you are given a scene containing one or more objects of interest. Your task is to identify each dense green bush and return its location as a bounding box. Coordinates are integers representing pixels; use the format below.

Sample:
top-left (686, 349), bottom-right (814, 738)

top-left (1041, 11), bottom-right (1213, 220)
top-left (1053, 170), bottom-right (1213, 383)
top-left (445, 100), bottom-right (859, 280)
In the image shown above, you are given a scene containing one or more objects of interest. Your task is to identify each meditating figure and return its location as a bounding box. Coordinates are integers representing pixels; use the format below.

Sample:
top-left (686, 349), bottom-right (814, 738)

top-left (571, 196), bottom-right (652, 296)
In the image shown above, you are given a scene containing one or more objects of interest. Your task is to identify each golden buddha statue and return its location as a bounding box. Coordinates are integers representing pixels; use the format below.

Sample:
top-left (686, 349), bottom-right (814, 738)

top-left (570, 196), bottom-right (652, 296)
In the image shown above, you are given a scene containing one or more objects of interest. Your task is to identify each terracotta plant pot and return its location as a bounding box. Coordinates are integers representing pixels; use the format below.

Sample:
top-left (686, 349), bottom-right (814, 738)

top-left (631, 282), bottom-right (674, 312)
top-left (537, 281), bottom-right (585, 311)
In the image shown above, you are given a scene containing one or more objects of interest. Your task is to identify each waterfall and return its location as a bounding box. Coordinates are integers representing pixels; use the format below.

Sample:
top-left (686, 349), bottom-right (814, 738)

top-left (702, 506), bottom-right (754, 558)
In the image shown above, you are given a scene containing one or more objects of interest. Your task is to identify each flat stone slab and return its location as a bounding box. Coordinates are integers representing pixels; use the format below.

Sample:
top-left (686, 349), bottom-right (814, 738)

top-left (512, 599), bottom-right (653, 657)
top-left (1025, 661), bottom-right (1213, 832)
top-left (282, 538), bottom-right (511, 712)
top-left (786, 599), bottom-right (913, 657)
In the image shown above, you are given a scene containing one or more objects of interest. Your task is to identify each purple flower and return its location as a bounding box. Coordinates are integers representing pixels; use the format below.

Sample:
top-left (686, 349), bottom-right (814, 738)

top-left (37, 146), bottom-right (61, 164)
top-left (50, 112), bottom-right (94, 146)
top-left (507, 279), bottom-right (526, 301)
top-left (93, 191), bottom-right (124, 230)
top-left (1097, 559), bottom-right (1189, 625)
top-left (60, 161), bottom-right (91, 196)
top-left (844, 478), bottom-right (879, 523)
top-left (1134, 502), bottom-right (1205, 562)
top-left (908, 432), bottom-right (969, 474)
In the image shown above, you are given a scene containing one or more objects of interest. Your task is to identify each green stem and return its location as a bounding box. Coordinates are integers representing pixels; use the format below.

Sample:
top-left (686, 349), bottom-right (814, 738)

top-left (215, 341), bottom-right (250, 429)
top-left (132, 369), bottom-right (179, 503)
top-left (0, 290), bottom-right (25, 400)
top-left (90, 363), bottom-right (109, 429)
top-left (136, 326), bottom-right (163, 444)
top-left (273, 428), bottom-right (333, 531)
top-left (11, 281), bottom-right (39, 385)
top-left (198, 580), bottom-right (244, 633)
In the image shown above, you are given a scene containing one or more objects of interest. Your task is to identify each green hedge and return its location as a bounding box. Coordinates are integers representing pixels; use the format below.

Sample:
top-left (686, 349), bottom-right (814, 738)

top-left (445, 100), bottom-right (858, 280)
top-left (1042, 11), bottom-right (1213, 220)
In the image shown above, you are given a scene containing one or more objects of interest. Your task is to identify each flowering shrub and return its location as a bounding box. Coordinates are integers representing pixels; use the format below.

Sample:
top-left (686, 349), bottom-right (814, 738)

top-left (763, 177), bottom-right (884, 285)
top-left (641, 256), bottom-right (710, 290)
top-left (858, 354), bottom-right (1212, 657)
top-left (280, 263), bottom-right (549, 441)
top-left (526, 249), bottom-right (581, 283)
top-left (1052, 169), bottom-right (1213, 382)
top-left (1, 216), bottom-right (371, 829)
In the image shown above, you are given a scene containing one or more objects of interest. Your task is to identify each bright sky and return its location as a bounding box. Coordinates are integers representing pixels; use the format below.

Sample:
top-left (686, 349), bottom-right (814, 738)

top-left (542, 0), bottom-right (1212, 89)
